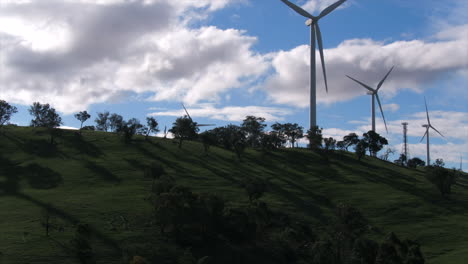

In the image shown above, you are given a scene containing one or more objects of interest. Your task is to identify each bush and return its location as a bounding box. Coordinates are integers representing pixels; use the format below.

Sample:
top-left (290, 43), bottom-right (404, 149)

top-left (425, 166), bottom-right (456, 197)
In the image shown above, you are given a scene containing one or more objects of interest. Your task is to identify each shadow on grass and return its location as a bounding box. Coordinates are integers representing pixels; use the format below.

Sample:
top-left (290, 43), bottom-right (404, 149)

top-left (23, 163), bottom-right (63, 189)
top-left (86, 162), bottom-right (121, 183)
top-left (63, 133), bottom-right (103, 157)
top-left (0, 155), bottom-right (22, 194)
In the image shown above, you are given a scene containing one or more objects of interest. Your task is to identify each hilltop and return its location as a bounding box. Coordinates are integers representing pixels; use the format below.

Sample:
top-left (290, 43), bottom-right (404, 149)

top-left (1, 126), bottom-right (467, 264)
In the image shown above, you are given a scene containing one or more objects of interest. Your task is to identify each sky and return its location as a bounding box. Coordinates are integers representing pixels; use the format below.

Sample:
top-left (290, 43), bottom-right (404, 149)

top-left (0, 0), bottom-right (467, 170)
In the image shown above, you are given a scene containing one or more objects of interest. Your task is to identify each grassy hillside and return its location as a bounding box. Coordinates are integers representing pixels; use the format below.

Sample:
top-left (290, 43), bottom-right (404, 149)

top-left (1, 126), bottom-right (467, 263)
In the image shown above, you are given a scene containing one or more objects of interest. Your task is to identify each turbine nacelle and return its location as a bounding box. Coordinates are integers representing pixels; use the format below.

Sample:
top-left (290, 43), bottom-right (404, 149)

top-left (305, 19), bottom-right (313, 26)
top-left (366, 91), bottom-right (374, 95)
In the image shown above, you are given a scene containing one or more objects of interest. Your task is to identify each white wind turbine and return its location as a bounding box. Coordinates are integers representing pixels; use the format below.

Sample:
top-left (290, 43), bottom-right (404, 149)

top-left (279, 0), bottom-right (347, 130)
top-left (346, 66), bottom-right (394, 133)
top-left (420, 97), bottom-right (445, 166)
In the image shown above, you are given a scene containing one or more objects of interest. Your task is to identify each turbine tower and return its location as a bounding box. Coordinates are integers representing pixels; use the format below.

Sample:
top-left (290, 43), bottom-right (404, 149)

top-left (279, 0), bottom-right (347, 130)
top-left (402, 122), bottom-right (409, 161)
top-left (420, 98), bottom-right (444, 166)
top-left (346, 66), bottom-right (394, 133)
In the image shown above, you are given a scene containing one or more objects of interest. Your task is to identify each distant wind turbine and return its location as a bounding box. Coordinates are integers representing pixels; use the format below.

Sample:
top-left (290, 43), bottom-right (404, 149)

top-left (181, 104), bottom-right (215, 128)
top-left (420, 97), bottom-right (445, 166)
top-left (346, 66), bottom-right (394, 133)
top-left (279, 0), bottom-right (347, 130)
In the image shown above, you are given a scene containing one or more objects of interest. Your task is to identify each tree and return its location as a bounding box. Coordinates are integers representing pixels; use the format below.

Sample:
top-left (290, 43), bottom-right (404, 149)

top-left (270, 123), bottom-right (288, 147)
top-left (323, 137), bottom-right (337, 152)
top-left (283, 123), bottom-right (304, 148)
top-left (407, 157), bottom-right (425, 168)
top-left (362, 130), bottom-right (388, 157)
top-left (144, 117), bottom-right (159, 140)
top-left (95, 111), bottom-right (110, 132)
top-left (241, 116), bottom-right (266, 148)
top-left (355, 140), bottom-right (367, 161)
top-left (433, 158), bottom-right (445, 167)
top-left (169, 116), bottom-right (199, 148)
top-left (118, 118), bottom-right (143, 143)
top-left (306, 126), bottom-right (323, 150)
top-left (74, 111), bottom-right (91, 134)
top-left (336, 141), bottom-right (346, 151)
top-left (200, 130), bottom-right (217, 153)
top-left (108, 113), bottom-right (123, 132)
top-left (426, 166), bottom-right (456, 197)
top-left (29, 102), bottom-right (63, 144)
top-left (0, 100), bottom-right (18, 130)
top-left (394, 154), bottom-right (407, 166)
top-left (343, 133), bottom-right (360, 151)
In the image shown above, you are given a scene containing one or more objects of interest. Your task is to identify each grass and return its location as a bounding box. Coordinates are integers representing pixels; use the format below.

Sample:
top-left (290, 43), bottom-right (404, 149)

top-left (1, 125), bottom-right (467, 263)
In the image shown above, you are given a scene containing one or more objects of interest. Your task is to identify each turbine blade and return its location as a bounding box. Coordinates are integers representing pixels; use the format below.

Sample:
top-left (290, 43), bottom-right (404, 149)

top-left (315, 23), bottom-right (328, 93)
top-left (377, 66), bottom-right (394, 91)
top-left (197, 124), bottom-right (216, 127)
top-left (280, 0), bottom-right (314, 19)
top-left (420, 128), bottom-right (428, 142)
top-left (375, 94), bottom-right (388, 133)
top-left (318, 0), bottom-right (347, 19)
top-left (430, 125), bottom-right (445, 138)
top-left (181, 103), bottom-right (193, 121)
top-left (424, 97), bottom-right (430, 125)
top-left (346, 75), bottom-right (375, 93)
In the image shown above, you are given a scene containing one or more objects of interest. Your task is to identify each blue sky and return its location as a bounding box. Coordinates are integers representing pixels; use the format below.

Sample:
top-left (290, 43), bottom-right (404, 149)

top-left (1, 0), bottom-right (467, 169)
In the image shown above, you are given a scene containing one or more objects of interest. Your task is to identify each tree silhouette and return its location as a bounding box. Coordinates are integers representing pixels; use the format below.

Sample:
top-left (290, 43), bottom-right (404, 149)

top-left (407, 157), bottom-right (425, 168)
top-left (241, 116), bottom-right (266, 148)
top-left (355, 140), bottom-right (367, 161)
top-left (362, 130), bottom-right (388, 157)
top-left (343, 133), bottom-right (359, 151)
top-left (74, 111), bottom-right (91, 134)
top-left (117, 118), bottom-right (143, 143)
top-left (306, 126), bottom-right (323, 150)
top-left (109, 113), bottom-right (123, 132)
top-left (95, 111), bottom-right (110, 132)
top-left (144, 117), bottom-right (159, 140)
top-left (29, 102), bottom-right (63, 144)
top-left (169, 116), bottom-right (199, 148)
top-left (0, 100), bottom-right (18, 130)
top-left (324, 137), bottom-right (337, 152)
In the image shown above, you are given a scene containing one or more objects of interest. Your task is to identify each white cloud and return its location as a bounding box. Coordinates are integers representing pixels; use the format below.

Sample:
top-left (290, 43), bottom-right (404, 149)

top-left (383, 103), bottom-right (400, 112)
top-left (0, 0), bottom-right (263, 114)
top-left (262, 24), bottom-right (468, 107)
top-left (149, 105), bottom-right (293, 122)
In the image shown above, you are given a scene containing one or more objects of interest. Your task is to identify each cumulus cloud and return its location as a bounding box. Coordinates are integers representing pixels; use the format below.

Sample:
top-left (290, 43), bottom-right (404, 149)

top-left (383, 103), bottom-right (400, 112)
top-left (0, 0), bottom-right (263, 114)
top-left (262, 24), bottom-right (468, 107)
top-left (149, 105), bottom-right (293, 122)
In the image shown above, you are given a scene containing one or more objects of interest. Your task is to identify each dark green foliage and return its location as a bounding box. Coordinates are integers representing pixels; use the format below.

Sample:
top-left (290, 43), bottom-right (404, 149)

top-left (259, 132), bottom-right (282, 151)
top-left (28, 102), bottom-right (63, 144)
top-left (145, 117), bottom-right (159, 140)
top-left (433, 158), bottom-right (445, 167)
top-left (407, 157), bottom-right (425, 168)
top-left (170, 116), bottom-right (199, 148)
top-left (95, 111), bottom-right (110, 131)
top-left (109, 113), bottom-right (124, 132)
top-left (343, 133), bottom-right (360, 151)
top-left (210, 125), bottom-right (247, 160)
top-left (118, 118), bottom-right (144, 143)
top-left (425, 166), bottom-right (456, 197)
top-left (74, 111), bottom-right (91, 132)
top-left (271, 122), bottom-right (304, 148)
top-left (0, 100), bottom-right (18, 128)
top-left (82, 125), bottom-right (95, 131)
top-left (306, 126), bottom-right (323, 150)
top-left (241, 116), bottom-right (267, 148)
top-left (242, 177), bottom-right (267, 204)
top-left (362, 131), bottom-right (388, 157)
top-left (355, 140), bottom-right (366, 161)
top-left (324, 137), bottom-right (337, 152)
top-left (200, 130), bottom-right (217, 153)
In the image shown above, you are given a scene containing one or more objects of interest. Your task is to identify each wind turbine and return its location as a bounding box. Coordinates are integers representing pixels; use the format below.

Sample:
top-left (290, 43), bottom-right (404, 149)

top-left (420, 97), bottom-right (445, 166)
top-left (279, 0), bottom-right (347, 130)
top-left (346, 66), bottom-right (394, 133)
top-left (181, 104), bottom-right (215, 128)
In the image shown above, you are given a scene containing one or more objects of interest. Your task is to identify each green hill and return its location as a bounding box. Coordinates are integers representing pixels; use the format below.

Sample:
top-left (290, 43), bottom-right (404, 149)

top-left (1, 126), bottom-right (467, 264)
